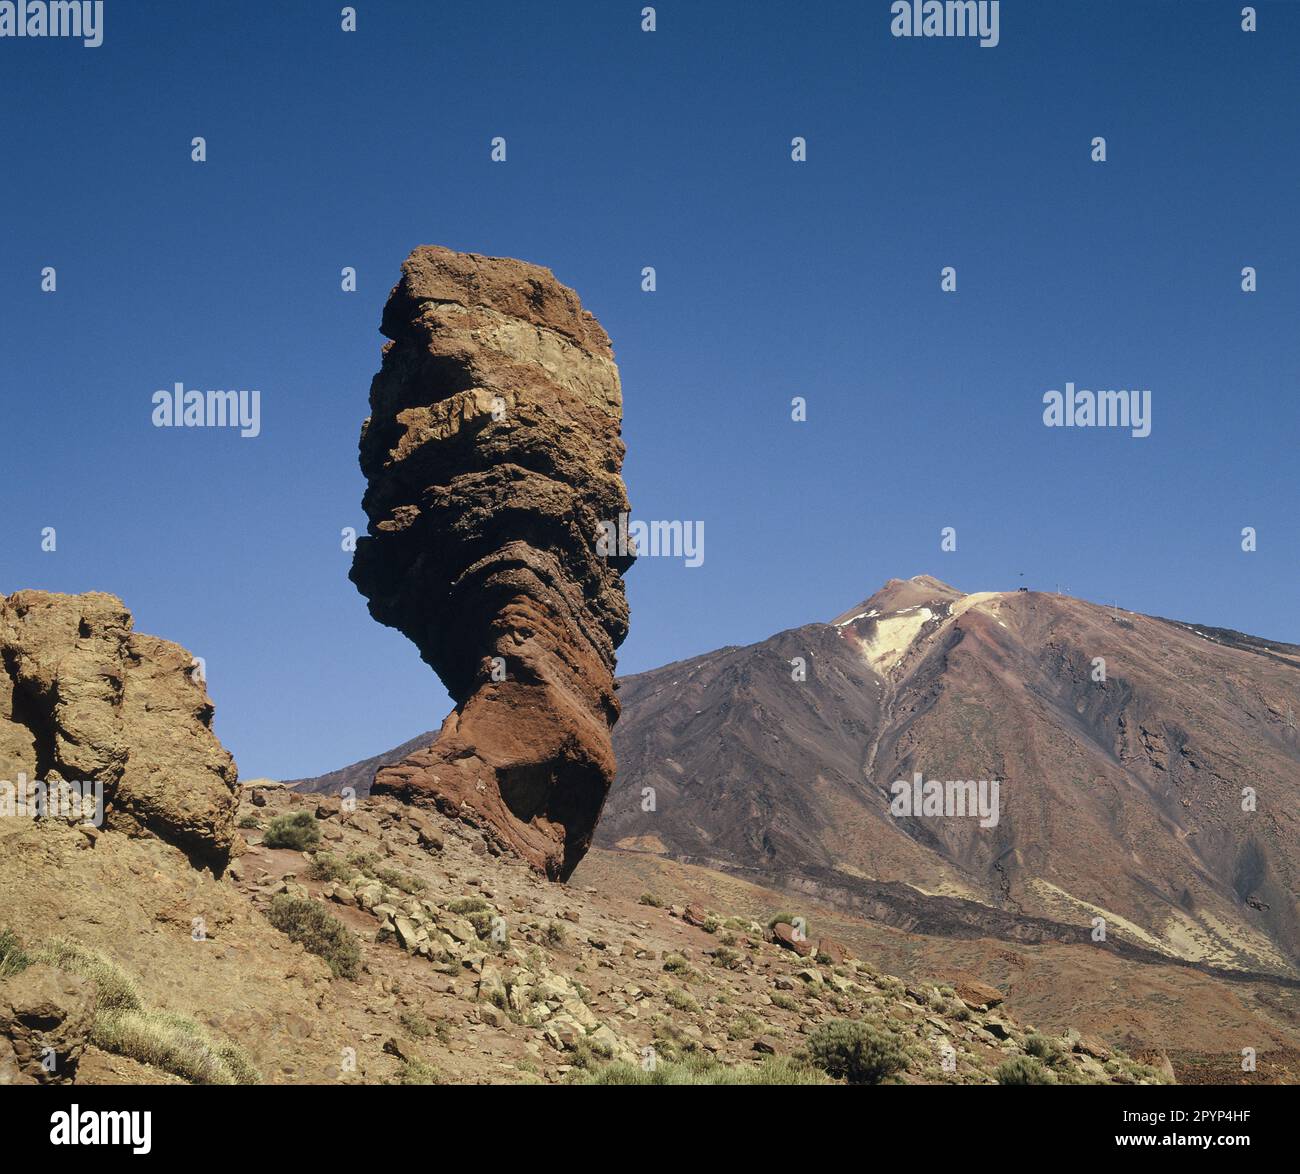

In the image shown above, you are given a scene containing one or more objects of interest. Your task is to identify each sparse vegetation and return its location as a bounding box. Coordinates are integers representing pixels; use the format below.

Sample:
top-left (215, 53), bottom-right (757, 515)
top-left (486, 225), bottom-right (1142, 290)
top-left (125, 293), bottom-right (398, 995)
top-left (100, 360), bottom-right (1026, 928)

top-left (578, 1054), bottom-right (827, 1085)
top-left (8, 934), bottom-right (257, 1084)
top-left (725, 1009), bottom-right (765, 1041)
top-left (995, 1055), bottom-right (1057, 1085)
top-left (712, 946), bottom-right (741, 970)
top-left (237, 813), bottom-right (262, 829)
top-left (393, 1057), bottom-right (444, 1085)
top-left (373, 865), bottom-right (427, 895)
top-left (33, 938), bottom-right (142, 1012)
top-left (543, 921), bottom-right (567, 947)
top-left (0, 928), bottom-right (31, 979)
top-left (308, 851), bottom-right (355, 883)
top-left (664, 987), bottom-right (700, 1014)
top-left (638, 892), bottom-right (664, 908)
top-left (266, 894), bottom-right (361, 979)
top-left (93, 1009), bottom-right (260, 1085)
top-left (261, 810), bottom-right (321, 851)
top-left (806, 1019), bottom-right (908, 1085)
top-left (399, 1010), bottom-right (431, 1039)
top-left (1024, 1033), bottom-right (1067, 1066)
top-left (446, 895), bottom-right (491, 915)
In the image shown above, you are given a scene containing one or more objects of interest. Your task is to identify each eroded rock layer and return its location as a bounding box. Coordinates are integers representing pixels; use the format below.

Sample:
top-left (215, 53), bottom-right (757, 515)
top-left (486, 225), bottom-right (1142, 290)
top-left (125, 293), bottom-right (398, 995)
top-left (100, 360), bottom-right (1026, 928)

top-left (351, 246), bottom-right (633, 880)
top-left (0, 591), bottom-right (239, 870)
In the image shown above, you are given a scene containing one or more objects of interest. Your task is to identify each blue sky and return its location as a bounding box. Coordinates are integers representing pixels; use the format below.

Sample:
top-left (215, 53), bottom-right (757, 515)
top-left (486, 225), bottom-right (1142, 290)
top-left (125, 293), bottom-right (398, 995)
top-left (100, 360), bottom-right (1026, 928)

top-left (1, 1), bottom-right (1296, 779)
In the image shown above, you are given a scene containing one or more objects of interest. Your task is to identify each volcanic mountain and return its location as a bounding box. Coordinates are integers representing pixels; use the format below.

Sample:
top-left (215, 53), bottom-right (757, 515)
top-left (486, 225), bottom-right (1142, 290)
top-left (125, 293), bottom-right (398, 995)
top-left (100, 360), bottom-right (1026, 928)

top-left (599, 577), bottom-right (1300, 980)
top-left (290, 577), bottom-right (1300, 981)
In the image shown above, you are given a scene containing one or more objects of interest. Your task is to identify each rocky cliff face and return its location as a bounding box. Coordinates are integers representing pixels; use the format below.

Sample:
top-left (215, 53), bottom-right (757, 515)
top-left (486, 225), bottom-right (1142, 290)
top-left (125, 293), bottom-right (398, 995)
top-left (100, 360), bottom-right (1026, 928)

top-left (350, 246), bottom-right (634, 880)
top-left (0, 591), bottom-right (238, 870)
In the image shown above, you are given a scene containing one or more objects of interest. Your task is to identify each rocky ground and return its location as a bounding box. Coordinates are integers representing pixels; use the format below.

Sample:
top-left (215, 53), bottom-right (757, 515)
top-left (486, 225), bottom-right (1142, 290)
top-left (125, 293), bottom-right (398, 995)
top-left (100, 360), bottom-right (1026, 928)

top-left (2, 781), bottom-right (1169, 1086)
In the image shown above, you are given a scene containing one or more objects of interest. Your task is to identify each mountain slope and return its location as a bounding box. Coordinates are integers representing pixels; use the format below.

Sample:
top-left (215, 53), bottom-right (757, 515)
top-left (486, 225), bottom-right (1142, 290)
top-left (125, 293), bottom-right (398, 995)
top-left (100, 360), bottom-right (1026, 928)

top-left (599, 578), bottom-right (1300, 979)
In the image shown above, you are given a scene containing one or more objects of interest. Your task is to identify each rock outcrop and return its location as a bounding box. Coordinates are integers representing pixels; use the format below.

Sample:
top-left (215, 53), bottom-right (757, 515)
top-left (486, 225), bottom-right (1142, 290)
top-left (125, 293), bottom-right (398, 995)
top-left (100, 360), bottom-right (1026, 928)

top-left (350, 246), bottom-right (634, 880)
top-left (0, 591), bottom-right (238, 870)
top-left (0, 964), bottom-right (96, 1085)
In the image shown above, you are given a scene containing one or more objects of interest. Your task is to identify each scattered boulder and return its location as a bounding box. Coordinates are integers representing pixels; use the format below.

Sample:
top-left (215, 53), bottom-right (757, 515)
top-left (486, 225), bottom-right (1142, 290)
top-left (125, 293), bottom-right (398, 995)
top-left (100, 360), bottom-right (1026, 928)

top-left (952, 978), bottom-right (1005, 1011)
top-left (352, 246), bottom-right (635, 881)
top-left (771, 922), bottom-right (814, 958)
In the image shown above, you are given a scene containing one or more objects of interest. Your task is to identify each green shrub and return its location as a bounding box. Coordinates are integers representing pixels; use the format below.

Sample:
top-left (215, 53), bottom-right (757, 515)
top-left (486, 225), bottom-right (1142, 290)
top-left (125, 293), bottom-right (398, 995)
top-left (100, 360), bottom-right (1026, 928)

top-left (996, 1055), bottom-right (1057, 1085)
top-left (768, 911), bottom-right (799, 930)
top-left (1024, 1033), bottom-right (1066, 1065)
top-left (266, 894), bottom-right (361, 978)
top-left (373, 866), bottom-right (426, 895)
top-left (638, 893), bottom-right (664, 908)
top-left (399, 1010), bottom-right (431, 1039)
top-left (543, 921), bottom-right (567, 947)
top-left (662, 954), bottom-right (690, 974)
top-left (446, 896), bottom-right (491, 915)
top-left (93, 1009), bottom-right (260, 1085)
top-left (390, 1057), bottom-right (443, 1084)
top-left (464, 909), bottom-right (500, 940)
top-left (308, 852), bottom-right (355, 883)
top-left (261, 810), bottom-right (321, 851)
top-left (712, 946), bottom-right (741, 970)
top-left (664, 988), bottom-right (700, 1014)
top-left (725, 1010), bottom-right (764, 1041)
top-left (806, 1019), bottom-right (908, 1085)
top-left (237, 813), bottom-right (262, 829)
top-left (33, 939), bottom-right (142, 1012)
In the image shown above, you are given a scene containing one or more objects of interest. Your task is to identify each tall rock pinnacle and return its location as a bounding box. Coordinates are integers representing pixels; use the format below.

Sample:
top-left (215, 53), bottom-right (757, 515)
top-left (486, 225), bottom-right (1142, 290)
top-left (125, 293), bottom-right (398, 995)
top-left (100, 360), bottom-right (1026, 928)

top-left (350, 246), bottom-right (634, 880)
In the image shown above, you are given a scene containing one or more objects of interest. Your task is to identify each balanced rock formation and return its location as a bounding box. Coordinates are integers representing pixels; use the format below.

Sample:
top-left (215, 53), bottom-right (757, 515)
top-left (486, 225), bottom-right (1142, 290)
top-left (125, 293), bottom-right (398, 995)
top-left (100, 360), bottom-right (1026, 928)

top-left (0, 591), bottom-right (239, 870)
top-left (350, 246), bottom-right (634, 880)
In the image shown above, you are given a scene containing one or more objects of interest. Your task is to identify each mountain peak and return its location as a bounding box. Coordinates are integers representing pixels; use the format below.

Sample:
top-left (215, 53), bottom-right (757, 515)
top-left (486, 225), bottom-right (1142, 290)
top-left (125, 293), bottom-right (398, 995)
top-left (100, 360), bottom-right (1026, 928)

top-left (831, 574), bottom-right (966, 625)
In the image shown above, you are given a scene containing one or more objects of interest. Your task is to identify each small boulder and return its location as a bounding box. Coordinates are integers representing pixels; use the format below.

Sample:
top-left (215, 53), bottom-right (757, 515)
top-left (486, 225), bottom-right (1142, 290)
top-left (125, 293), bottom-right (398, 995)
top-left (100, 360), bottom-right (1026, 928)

top-left (815, 937), bottom-right (848, 965)
top-left (952, 978), bottom-right (1005, 1011)
top-left (771, 922), bottom-right (814, 958)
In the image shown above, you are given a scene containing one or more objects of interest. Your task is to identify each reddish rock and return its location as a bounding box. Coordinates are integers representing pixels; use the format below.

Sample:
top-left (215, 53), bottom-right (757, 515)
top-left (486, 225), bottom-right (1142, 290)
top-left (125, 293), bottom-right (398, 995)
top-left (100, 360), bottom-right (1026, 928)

top-left (682, 904), bottom-right (709, 928)
top-left (771, 922), bottom-right (814, 957)
top-left (815, 937), bottom-right (849, 965)
top-left (354, 247), bottom-right (634, 881)
top-left (952, 978), bottom-right (1005, 1011)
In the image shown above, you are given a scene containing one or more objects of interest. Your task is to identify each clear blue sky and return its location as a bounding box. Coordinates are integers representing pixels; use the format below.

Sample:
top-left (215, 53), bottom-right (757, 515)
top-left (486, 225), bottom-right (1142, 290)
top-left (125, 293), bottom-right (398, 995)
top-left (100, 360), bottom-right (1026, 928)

top-left (1, 1), bottom-right (1295, 780)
